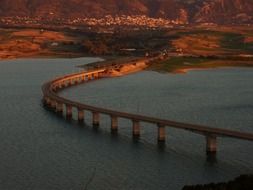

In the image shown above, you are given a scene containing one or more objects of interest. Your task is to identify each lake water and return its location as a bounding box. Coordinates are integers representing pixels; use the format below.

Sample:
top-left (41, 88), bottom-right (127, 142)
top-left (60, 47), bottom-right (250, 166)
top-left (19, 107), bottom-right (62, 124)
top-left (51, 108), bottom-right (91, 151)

top-left (0, 58), bottom-right (252, 190)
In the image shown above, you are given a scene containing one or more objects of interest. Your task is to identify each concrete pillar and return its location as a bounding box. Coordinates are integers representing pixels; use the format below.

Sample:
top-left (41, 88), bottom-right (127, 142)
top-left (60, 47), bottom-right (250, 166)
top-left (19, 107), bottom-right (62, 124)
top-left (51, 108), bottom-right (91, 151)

top-left (51, 86), bottom-right (57, 92)
top-left (56, 102), bottom-right (63, 113)
top-left (66, 105), bottom-right (72, 119)
top-left (88, 74), bottom-right (92, 80)
top-left (111, 116), bottom-right (118, 133)
top-left (44, 97), bottom-right (51, 106)
top-left (64, 81), bottom-right (68, 87)
top-left (157, 124), bottom-right (166, 143)
top-left (132, 120), bottom-right (140, 138)
top-left (206, 135), bottom-right (217, 154)
top-left (82, 75), bottom-right (85, 82)
top-left (78, 109), bottom-right (84, 122)
top-left (74, 78), bottom-right (79, 85)
top-left (50, 100), bottom-right (57, 110)
top-left (92, 112), bottom-right (100, 126)
top-left (67, 79), bottom-right (71, 85)
top-left (94, 73), bottom-right (99, 79)
top-left (71, 78), bottom-right (75, 85)
top-left (100, 72), bottom-right (106, 78)
top-left (56, 85), bottom-right (59, 91)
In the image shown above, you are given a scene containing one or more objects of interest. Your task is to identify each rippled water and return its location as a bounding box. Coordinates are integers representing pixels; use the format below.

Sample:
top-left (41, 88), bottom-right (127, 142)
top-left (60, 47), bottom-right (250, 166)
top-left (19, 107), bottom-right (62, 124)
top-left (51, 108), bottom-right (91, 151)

top-left (0, 58), bottom-right (252, 190)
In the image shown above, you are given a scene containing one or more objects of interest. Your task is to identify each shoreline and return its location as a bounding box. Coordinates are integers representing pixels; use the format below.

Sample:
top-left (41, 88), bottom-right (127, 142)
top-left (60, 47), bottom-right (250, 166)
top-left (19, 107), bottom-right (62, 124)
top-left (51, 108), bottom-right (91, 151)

top-left (173, 64), bottom-right (253, 74)
top-left (0, 52), bottom-right (86, 61)
top-left (1, 54), bottom-right (253, 76)
top-left (109, 58), bottom-right (149, 77)
top-left (173, 67), bottom-right (229, 74)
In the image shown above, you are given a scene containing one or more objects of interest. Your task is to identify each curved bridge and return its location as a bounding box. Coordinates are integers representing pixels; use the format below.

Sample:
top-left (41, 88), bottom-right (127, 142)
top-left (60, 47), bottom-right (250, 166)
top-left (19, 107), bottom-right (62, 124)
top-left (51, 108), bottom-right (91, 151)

top-left (42, 59), bottom-right (253, 154)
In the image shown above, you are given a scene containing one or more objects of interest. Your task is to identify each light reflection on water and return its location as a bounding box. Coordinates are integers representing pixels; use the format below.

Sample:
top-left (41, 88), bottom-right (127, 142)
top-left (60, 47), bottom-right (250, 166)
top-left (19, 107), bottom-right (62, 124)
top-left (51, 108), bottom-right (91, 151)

top-left (0, 58), bottom-right (252, 190)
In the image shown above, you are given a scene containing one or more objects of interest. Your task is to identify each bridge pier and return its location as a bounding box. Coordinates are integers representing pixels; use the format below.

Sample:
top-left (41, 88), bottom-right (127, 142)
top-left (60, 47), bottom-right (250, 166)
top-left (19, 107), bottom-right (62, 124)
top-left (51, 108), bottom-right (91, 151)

top-left (94, 73), bottom-right (99, 79)
top-left (58, 83), bottom-right (62, 89)
top-left (132, 120), bottom-right (140, 138)
top-left (99, 72), bottom-right (103, 77)
top-left (92, 112), bottom-right (100, 127)
top-left (56, 84), bottom-right (61, 91)
top-left (111, 116), bottom-right (118, 134)
top-left (56, 102), bottom-right (63, 114)
top-left (51, 86), bottom-right (57, 92)
top-left (44, 97), bottom-right (51, 106)
top-left (74, 78), bottom-right (79, 85)
top-left (66, 105), bottom-right (72, 119)
top-left (71, 79), bottom-right (75, 85)
top-left (64, 81), bottom-right (68, 87)
top-left (157, 124), bottom-right (166, 143)
top-left (78, 109), bottom-right (84, 123)
top-left (206, 135), bottom-right (217, 154)
top-left (82, 75), bottom-right (86, 82)
top-left (50, 100), bottom-right (57, 110)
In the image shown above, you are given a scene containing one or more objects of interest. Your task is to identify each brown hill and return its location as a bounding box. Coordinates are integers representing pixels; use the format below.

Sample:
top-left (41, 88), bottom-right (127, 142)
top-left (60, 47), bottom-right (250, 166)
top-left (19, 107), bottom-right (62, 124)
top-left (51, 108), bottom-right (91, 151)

top-left (192, 0), bottom-right (253, 24)
top-left (0, 0), bottom-right (253, 24)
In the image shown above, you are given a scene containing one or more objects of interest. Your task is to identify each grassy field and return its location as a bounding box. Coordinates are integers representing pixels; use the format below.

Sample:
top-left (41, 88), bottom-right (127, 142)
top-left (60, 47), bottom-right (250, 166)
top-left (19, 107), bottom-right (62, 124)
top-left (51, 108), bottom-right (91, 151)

top-left (0, 28), bottom-right (86, 59)
top-left (148, 56), bottom-right (253, 73)
top-left (146, 26), bottom-right (253, 73)
top-left (168, 26), bottom-right (253, 56)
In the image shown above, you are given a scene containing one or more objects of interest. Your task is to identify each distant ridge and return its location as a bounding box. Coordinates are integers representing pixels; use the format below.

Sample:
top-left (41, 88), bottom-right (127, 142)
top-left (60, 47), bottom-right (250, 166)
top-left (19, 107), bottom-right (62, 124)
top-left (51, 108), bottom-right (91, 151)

top-left (0, 0), bottom-right (253, 24)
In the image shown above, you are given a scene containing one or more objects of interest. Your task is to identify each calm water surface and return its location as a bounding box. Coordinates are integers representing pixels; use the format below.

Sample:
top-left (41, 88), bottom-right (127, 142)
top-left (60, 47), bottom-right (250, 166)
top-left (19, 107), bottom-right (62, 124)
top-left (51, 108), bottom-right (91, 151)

top-left (0, 58), bottom-right (252, 190)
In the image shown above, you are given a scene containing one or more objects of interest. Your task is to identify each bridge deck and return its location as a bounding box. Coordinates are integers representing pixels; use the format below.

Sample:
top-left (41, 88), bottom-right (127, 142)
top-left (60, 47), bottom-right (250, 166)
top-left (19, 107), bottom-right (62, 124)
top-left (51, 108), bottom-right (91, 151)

top-left (42, 69), bottom-right (253, 142)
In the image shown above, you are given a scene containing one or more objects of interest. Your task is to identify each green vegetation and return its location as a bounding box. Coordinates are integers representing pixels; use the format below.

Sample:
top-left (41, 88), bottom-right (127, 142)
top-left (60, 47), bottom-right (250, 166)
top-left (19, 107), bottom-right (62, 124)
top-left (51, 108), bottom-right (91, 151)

top-left (148, 57), bottom-right (210, 72)
top-left (221, 32), bottom-right (253, 52)
top-left (148, 57), bottom-right (253, 73)
top-left (169, 28), bottom-right (253, 55)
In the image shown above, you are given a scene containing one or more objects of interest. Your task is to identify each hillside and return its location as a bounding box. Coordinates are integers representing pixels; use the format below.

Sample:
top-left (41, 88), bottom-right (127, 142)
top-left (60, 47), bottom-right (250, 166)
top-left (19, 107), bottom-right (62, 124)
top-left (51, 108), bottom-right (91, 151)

top-left (0, 0), bottom-right (253, 24)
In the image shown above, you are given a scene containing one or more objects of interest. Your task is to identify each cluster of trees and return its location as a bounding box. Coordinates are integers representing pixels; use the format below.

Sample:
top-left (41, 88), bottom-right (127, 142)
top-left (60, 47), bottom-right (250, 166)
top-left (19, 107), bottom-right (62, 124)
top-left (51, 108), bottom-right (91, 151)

top-left (81, 29), bottom-right (169, 56)
top-left (82, 39), bottom-right (109, 55)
